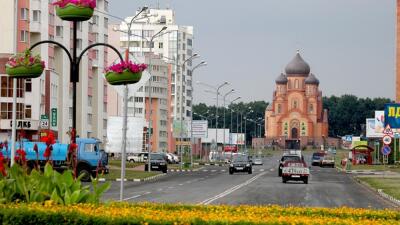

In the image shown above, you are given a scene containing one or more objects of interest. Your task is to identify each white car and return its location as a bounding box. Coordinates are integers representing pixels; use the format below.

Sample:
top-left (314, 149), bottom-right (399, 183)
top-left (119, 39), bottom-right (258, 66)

top-left (252, 158), bottom-right (263, 165)
top-left (127, 152), bottom-right (148, 163)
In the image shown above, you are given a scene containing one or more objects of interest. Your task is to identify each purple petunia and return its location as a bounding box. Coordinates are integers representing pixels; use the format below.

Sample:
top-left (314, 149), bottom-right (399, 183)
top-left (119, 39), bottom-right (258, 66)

top-left (52, 0), bottom-right (96, 9)
top-left (105, 61), bottom-right (148, 74)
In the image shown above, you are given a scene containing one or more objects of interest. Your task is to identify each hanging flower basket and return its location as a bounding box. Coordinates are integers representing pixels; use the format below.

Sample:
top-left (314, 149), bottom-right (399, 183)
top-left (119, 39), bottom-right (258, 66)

top-left (5, 49), bottom-right (45, 79)
top-left (53, 0), bottom-right (96, 21)
top-left (104, 61), bottom-right (147, 85)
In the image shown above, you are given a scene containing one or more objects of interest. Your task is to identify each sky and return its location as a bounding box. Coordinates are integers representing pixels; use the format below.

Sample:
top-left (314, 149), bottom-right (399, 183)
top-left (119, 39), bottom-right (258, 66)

top-left (109, 0), bottom-right (396, 105)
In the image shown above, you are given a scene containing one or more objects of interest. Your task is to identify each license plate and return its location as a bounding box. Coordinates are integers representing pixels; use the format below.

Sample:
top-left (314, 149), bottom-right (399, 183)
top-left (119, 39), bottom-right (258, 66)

top-left (152, 166), bottom-right (158, 168)
top-left (292, 175), bottom-right (300, 178)
top-left (236, 167), bottom-right (243, 170)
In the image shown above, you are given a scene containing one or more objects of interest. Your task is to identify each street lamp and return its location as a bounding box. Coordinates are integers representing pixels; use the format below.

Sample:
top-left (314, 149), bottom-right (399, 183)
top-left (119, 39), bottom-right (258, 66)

top-left (189, 61), bottom-right (207, 167)
top-left (222, 89), bottom-right (235, 151)
top-left (229, 97), bottom-right (240, 158)
top-left (179, 53), bottom-right (199, 170)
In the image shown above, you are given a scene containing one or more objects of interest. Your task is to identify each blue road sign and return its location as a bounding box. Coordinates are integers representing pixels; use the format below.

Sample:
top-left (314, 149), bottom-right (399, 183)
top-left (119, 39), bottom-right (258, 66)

top-left (381, 145), bottom-right (392, 156)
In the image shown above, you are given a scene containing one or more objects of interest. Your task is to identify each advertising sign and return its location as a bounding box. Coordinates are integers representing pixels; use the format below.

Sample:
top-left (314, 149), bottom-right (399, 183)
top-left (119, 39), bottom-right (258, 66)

top-left (229, 133), bottom-right (245, 145)
top-left (366, 118), bottom-right (383, 138)
top-left (191, 120), bottom-right (208, 138)
top-left (224, 145), bottom-right (238, 152)
top-left (202, 129), bottom-right (229, 144)
top-left (385, 104), bottom-right (400, 129)
top-left (375, 111), bottom-right (385, 135)
top-left (51, 108), bottom-right (57, 127)
top-left (0, 120), bottom-right (39, 130)
top-left (173, 120), bottom-right (191, 138)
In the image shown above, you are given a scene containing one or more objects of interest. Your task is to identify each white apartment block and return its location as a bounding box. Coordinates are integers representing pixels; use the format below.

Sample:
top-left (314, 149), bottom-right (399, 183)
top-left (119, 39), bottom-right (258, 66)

top-left (0, 0), bottom-right (109, 144)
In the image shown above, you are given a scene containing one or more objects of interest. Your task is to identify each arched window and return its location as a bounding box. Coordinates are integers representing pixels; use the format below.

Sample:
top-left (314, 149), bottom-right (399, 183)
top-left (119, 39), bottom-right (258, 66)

top-left (277, 104), bottom-right (281, 113)
top-left (295, 79), bottom-right (299, 89)
top-left (309, 104), bottom-right (314, 113)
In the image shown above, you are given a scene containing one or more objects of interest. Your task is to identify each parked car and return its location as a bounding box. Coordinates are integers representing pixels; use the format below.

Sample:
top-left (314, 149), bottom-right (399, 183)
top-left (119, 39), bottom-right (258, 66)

top-left (169, 153), bottom-right (180, 164)
top-left (311, 152), bottom-right (325, 166)
top-left (321, 154), bottom-right (335, 168)
top-left (163, 153), bottom-right (174, 164)
top-left (282, 159), bottom-right (310, 184)
top-left (127, 152), bottom-right (148, 163)
top-left (252, 158), bottom-right (263, 166)
top-left (278, 154), bottom-right (303, 176)
top-left (229, 154), bottom-right (252, 174)
top-left (144, 153), bottom-right (168, 173)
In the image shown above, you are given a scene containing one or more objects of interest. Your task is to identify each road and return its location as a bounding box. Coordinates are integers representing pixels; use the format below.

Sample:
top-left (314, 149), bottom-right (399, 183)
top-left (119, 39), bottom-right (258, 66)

top-left (103, 154), bottom-right (394, 208)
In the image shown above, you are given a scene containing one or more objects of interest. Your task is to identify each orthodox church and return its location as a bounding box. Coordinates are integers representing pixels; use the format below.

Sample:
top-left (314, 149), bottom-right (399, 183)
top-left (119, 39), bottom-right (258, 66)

top-left (265, 51), bottom-right (328, 149)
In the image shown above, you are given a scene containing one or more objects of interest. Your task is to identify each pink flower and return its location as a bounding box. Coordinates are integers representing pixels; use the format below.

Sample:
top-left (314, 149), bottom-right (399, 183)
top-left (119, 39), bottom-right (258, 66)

top-left (105, 61), bottom-right (147, 74)
top-left (6, 49), bottom-right (45, 69)
top-left (52, 0), bottom-right (96, 9)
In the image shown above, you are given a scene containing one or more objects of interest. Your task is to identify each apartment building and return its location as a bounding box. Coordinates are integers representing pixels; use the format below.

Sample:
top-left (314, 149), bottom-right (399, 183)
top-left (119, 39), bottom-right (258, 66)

top-left (0, 0), bottom-right (109, 143)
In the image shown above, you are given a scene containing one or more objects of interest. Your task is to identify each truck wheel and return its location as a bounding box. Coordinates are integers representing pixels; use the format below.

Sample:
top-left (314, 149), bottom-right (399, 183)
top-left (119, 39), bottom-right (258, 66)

top-left (78, 167), bottom-right (91, 182)
top-left (282, 177), bottom-right (287, 183)
top-left (303, 177), bottom-right (308, 184)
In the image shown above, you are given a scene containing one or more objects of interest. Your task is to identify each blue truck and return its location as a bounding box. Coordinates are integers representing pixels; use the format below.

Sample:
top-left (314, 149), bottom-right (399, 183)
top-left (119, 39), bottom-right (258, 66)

top-left (1, 138), bottom-right (109, 181)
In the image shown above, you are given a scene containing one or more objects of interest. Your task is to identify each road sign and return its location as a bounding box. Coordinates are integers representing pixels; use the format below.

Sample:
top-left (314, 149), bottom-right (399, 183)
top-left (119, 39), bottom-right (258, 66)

top-left (40, 115), bottom-right (48, 120)
top-left (382, 135), bottom-right (392, 145)
top-left (51, 108), bottom-right (57, 127)
top-left (381, 145), bottom-right (392, 156)
top-left (383, 124), bottom-right (393, 136)
top-left (40, 120), bottom-right (49, 129)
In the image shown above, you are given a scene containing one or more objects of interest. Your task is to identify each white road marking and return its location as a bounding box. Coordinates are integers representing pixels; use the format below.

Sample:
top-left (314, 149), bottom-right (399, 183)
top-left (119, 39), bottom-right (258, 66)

top-left (198, 172), bottom-right (267, 205)
top-left (221, 170), bottom-right (226, 172)
top-left (179, 183), bottom-right (184, 186)
top-left (211, 170), bottom-right (217, 172)
top-left (260, 169), bottom-right (265, 172)
top-left (122, 192), bottom-right (151, 201)
top-left (203, 170), bottom-right (208, 172)
top-left (168, 186), bottom-right (174, 189)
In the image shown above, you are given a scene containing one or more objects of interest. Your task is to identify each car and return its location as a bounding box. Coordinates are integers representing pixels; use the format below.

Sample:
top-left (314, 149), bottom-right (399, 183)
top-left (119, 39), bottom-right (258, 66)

top-left (229, 154), bottom-right (252, 174)
top-left (144, 153), bottom-right (168, 173)
top-left (168, 153), bottom-right (180, 164)
top-left (127, 152), bottom-right (148, 163)
top-left (321, 154), bottom-right (335, 168)
top-left (282, 159), bottom-right (310, 184)
top-left (252, 158), bottom-right (263, 165)
top-left (163, 153), bottom-right (175, 164)
top-left (311, 152), bottom-right (325, 166)
top-left (278, 154), bottom-right (302, 176)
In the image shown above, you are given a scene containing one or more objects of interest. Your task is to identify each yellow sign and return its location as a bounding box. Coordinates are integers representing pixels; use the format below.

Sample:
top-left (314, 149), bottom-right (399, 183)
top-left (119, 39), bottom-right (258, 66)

top-left (176, 141), bottom-right (191, 146)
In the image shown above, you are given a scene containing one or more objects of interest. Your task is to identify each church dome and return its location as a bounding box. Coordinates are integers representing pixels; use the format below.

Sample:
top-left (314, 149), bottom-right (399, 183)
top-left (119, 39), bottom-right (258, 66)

top-left (285, 51), bottom-right (310, 76)
top-left (305, 73), bottom-right (319, 85)
top-left (275, 73), bottom-right (288, 84)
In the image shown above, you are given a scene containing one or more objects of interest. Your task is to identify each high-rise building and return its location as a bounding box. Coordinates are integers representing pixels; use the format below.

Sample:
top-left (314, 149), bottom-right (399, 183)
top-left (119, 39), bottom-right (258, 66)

top-left (0, 0), bottom-right (110, 143)
top-left (109, 8), bottom-right (194, 152)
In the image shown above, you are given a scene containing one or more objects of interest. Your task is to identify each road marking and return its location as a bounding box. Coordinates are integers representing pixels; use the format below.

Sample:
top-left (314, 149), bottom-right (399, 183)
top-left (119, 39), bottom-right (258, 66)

top-left (260, 169), bottom-right (265, 172)
top-left (157, 188), bottom-right (163, 191)
top-left (221, 170), bottom-right (226, 172)
top-left (122, 192), bottom-right (151, 201)
top-left (179, 183), bottom-right (184, 186)
top-left (198, 172), bottom-right (267, 205)
top-left (168, 186), bottom-right (174, 189)
top-left (211, 170), bottom-right (217, 172)
top-left (270, 168), bottom-right (274, 171)
top-left (203, 170), bottom-right (208, 172)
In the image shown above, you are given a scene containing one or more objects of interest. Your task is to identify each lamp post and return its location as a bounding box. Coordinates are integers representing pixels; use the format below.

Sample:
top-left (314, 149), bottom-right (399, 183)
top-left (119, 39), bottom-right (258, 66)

top-left (189, 61), bottom-right (207, 167)
top-left (229, 97), bottom-right (240, 157)
top-left (222, 89), bottom-right (234, 152)
top-left (179, 53), bottom-right (199, 170)
top-left (243, 110), bottom-right (253, 154)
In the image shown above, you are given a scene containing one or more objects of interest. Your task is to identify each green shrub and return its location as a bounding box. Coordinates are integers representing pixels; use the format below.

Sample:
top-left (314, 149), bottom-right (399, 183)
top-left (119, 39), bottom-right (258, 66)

top-left (0, 163), bottom-right (110, 205)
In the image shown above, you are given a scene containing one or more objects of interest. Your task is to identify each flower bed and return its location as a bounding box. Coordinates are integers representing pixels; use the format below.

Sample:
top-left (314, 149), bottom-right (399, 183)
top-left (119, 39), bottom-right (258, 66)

top-left (105, 61), bottom-right (147, 85)
top-left (0, 203), bottom-right (399, 225)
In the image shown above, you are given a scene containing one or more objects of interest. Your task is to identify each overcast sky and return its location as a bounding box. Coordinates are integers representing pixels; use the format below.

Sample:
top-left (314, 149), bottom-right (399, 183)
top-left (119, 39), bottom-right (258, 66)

top-left (110, 0), bottom-right (396, 105)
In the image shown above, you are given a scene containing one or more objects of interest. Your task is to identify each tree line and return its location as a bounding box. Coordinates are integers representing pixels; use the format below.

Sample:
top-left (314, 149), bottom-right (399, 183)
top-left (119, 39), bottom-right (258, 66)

top-left (192, 95), bottom-right (392, 143)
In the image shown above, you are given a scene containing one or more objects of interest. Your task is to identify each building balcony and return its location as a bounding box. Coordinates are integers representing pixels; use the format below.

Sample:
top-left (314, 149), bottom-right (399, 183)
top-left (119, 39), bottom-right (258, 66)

top-left (30, 21), bottom-right (41, 33)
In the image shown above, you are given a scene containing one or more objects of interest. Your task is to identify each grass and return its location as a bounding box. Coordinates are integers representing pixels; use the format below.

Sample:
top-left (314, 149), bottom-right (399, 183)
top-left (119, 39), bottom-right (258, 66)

top-left (99, 169), bottom-right (159, 180)
top-left (358, 177), bottom-right (400, 200)
top-left (108, 160), bottom-right (144, 168)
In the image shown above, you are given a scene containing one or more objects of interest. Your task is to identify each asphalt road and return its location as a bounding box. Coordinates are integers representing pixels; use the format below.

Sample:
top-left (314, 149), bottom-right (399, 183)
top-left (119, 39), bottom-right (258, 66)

top-left (103, 153), bottom-right (394, 209)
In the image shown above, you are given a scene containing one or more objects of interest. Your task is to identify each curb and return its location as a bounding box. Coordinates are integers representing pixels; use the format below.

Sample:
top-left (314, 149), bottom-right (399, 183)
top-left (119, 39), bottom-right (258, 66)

top-left (168, 167), bottom-right (205, 173)
top-left (95, 173), bottom-right (167, 182)
top-left (353, 177), bottom-right (400, 207)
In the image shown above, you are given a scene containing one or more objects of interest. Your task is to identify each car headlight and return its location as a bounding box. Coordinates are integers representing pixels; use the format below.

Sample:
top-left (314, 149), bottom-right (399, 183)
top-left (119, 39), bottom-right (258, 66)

top-left (229, 164), bottom-right (233, 167)
top-left (246, 164), bottom-right (250, 167)
top-left (160, 162), bottom-right (165, 165)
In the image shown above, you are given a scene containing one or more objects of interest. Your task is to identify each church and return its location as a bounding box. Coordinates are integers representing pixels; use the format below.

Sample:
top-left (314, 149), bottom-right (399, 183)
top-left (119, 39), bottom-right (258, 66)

top-left (265, 51), bottom-right (328, 149)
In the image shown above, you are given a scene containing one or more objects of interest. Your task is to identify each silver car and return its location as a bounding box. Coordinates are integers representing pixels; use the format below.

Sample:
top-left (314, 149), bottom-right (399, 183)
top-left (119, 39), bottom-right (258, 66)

top-left (253, 158), bottom-right (263, 165)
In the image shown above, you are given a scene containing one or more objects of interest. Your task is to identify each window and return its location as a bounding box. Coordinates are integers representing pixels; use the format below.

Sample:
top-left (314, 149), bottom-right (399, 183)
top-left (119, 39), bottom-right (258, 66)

top-left (104, 17), bottom-right (108, 28)
top-left (104, 34), bottom-right (108, 44)
top-left (77, 39), bottom-right (82, 49)
top-left (295, 79), bottom-right (299, 89)
top-left (277, 104), bottom-right (282, 113)
top-left (56, 26), bottom-right (63, 37)
top-left (88, 96), bottom-right (92, 107)
top-left (84, 144), bottom-right (97, 152)
top-left (187, 39), bottom-right (192, 46)
top-left (309, 104), bottom-right (314, 113)
top-left (87, 114), bottom-right (93, 125)
top-left (103, 102), bottom-right (107, 112)
top-left (21, 8), bottom-right (28, 20)
top-left (92, 15), bottom-right (99, 25)
top-left (69, 107), bottom-right (73, 119)
top-left (159, 42), bottom-right (163, 48)
top-left (135, 97), bottom-right (144, 103)
top-left (93, 33), bottom-right (99, 42)
top-left (1, 77), bottom-right (24, 97)
top-left (25, 79), bottom-right (32, 92)
top-left (25, 105), bottom-right (31, 119)
top-left (77, 22), bottom-right (82, 31)
top-left (293, 100), bottom-right (298, 109)
top-left (103, 119), bottom-right (107, 129)
top-left (33, 10), bottom-right (41, 22)
top-left (1, 103), bottom-right (23, 119)
top-left (104, 0), bottom-right (109, 12)
top-left (20, 30), bottom-right (28, 42)
top-left (134, 108), bottom-right (143, 114)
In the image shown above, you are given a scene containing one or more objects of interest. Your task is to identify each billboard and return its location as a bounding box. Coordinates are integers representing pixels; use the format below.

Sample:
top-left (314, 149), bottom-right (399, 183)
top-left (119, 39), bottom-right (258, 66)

top-left (202, 129), bottom-right (229, 144)
top-left (385, 103), bottom-right (400, 129)
top-left (230, 133), bottom-right (245, 145)
top-left (173, 120), bottom-right (191, 138)
top-left (375, 111), bottom-right (385, 134)
top-left (192, 120), bottom-right (208, 138)
top-left (366, 118), bottom-right (383, 138)
top-left (105, 116), bottom-right (145, 153)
